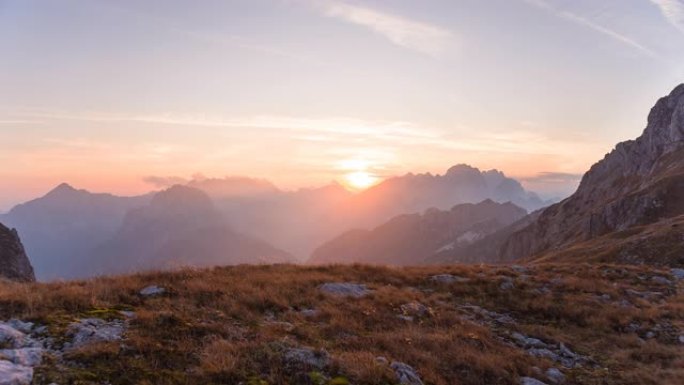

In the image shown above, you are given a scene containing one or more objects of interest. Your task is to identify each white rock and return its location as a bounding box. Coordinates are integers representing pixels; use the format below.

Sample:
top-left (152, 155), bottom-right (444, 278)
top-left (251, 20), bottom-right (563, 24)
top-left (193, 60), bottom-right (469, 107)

top-left (140, 285), bottom-right (165, 297)
top-left (390, 361), bottom-right (424, 385)
top-left (0, 325), bottom-right (25, 349)
top-left (318, 283), bottom-right (370, 298)
top-left (0, 360), bottom-right (33, 385)
top-left (521, 377), bottom-right (548, 385)
top-left (0, 348), bottom-right (44, 367)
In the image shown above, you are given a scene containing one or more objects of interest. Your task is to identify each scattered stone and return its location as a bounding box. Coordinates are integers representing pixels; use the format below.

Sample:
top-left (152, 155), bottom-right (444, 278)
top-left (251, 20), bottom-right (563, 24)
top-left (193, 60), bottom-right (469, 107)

top-left (300, 309), bottom-right (319, 317)
top-left (500, 277), bottom-right (515, 291)
top-left (671, 268), bottom-right (684, 280)
top-left (66, 318), bottom-right (125, 349)
top-left (0, 348), bottom-right (44, 367)
top-left (265, 321), bottom-right (295, 332)
top-left (139, 285), bottom-right (165, 297)
top-left (397, 315), bottom-right (414, 322)
top-left (390, 361), bottom-right (424, 385)
top-left (528, 348), bottom-right (559, 361)
top-left (283, 347), bottom-right (329, 371)
top-left (511, 332), bottom-right (548, 349)
top-left (429, 274), bottom-right (469, 284)
top-left (375, 356), bottom-right (388, 365)
top-left (0, 360), bottom-right (33, 385)
top-left (678, 335), bottom-right (684, 344)
top-left (545, 368), bottom-right (565, 384)
top-left (459, 305), bottom-right (515, 325)
top-left (318, 283), bottom-right (370, 298)
top-left (520, 377), bottom-right (548, 385)
top-left (400, 302), bottom-right (429, 317)
top-left (511, 265), bottom-right (529, 273)
top-left (651, 276), bottom-right (672, 285)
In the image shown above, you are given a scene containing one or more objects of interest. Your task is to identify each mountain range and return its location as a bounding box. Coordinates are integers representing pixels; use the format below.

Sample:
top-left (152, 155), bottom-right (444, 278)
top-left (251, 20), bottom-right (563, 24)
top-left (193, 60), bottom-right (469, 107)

top-left (1, 165), bottom-right (547, 279)
top-left (310, 200), bottom-right (527, 265)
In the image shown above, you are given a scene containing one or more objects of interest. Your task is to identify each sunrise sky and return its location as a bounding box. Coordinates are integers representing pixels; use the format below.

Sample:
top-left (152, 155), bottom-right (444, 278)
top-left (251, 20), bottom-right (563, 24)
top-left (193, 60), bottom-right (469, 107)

top-left (1, 0), bottom-right (684, 210)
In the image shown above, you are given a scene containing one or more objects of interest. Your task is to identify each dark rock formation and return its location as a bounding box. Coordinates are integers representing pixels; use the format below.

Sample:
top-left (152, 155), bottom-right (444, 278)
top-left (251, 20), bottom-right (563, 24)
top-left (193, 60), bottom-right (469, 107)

top-left (0, 223), bottom-right (35, 282)
top-left (501, 84), bottom-right (684, 265)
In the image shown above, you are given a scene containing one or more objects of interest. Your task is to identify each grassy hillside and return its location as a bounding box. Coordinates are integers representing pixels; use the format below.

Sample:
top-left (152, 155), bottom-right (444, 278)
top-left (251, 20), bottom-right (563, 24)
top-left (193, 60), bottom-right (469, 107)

top-left (0, 263), bottom-right (682, 385)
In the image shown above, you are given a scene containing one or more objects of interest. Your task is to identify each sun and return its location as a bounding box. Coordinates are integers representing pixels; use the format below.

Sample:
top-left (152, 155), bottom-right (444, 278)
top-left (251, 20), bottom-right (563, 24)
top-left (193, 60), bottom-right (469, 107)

top-left (345, 171), bottom-right (379, 190)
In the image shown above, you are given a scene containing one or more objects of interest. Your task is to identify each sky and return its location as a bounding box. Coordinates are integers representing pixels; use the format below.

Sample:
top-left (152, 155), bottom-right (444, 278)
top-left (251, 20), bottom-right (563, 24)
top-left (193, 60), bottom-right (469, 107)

top-left (1, 0), bottom-right (683, 210)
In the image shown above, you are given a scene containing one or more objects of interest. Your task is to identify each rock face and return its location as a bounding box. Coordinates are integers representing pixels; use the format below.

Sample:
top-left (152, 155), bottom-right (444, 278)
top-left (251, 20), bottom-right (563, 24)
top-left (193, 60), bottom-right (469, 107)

top-left (501, 84), bottom-right (684, 266)
top-left (0, 224), bottom-right (35, 282)
top-left (310, 200), bottom-right (527, 265)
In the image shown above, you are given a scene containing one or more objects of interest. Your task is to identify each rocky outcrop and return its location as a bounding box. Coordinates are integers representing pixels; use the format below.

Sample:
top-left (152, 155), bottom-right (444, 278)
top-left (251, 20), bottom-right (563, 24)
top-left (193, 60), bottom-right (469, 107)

top-left (501, 84), bottom-right (684, 265)
top-left (0, 224), bottom-right (35, 282)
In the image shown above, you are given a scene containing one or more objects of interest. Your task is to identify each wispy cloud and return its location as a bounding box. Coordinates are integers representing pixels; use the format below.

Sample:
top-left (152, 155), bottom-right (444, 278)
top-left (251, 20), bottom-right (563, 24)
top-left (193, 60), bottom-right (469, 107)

top-left (308, 0), bottom-right (455, 55)
top-left (649, 0), bottom-right (684, 33)
top-left (524, 0), bottom-right (660, 59)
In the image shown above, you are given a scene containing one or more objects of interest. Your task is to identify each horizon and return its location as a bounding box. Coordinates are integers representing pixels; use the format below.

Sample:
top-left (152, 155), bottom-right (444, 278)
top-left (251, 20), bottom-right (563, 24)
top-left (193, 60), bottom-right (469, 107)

top-left (2, 0), bottom-right (684, 210)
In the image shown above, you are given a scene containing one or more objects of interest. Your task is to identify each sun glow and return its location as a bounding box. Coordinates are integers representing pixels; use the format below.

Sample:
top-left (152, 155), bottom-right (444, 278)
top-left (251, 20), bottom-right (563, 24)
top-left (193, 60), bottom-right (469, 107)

top-left (345, 170), bottom-right (379, 190)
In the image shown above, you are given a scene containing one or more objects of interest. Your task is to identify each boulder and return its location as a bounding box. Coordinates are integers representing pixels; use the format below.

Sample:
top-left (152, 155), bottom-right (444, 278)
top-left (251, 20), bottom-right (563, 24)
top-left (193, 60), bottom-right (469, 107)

top-left (0, 360), bottom-right (32, 385)
top-left (140, 285), bottom-right (166, 297)
top-left (67, 318), bottom-right (125, 349)
top-left (390, 361), bottom-right (424, 385)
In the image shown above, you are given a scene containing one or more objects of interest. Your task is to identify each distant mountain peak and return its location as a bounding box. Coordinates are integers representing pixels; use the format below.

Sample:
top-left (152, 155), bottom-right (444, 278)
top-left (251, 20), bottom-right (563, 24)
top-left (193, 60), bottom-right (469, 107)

top-left (46, 182), bottom-right (78, 196)
top-left (445, 164), bottom-right (481, 176)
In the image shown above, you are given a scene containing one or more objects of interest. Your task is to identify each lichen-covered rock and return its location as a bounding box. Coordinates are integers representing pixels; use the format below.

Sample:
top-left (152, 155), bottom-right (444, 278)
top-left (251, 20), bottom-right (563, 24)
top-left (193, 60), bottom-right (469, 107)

top-left (66, 318), bottom-right (125, 349)
top-left (0, 224), bottom-right (35, 282)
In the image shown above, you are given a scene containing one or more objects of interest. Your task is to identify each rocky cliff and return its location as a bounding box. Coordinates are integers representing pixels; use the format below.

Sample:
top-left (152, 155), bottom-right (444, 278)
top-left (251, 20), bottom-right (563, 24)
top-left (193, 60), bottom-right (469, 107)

top-left (501, 84), bottom-right (684, 265)
top-left (0, 223), bottom-right (35, 282)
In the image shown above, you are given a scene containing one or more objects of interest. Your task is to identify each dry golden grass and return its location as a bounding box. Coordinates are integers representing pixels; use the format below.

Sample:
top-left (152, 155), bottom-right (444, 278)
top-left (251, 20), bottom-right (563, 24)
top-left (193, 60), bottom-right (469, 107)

top-left (0, 263), bottom-right (682, 385)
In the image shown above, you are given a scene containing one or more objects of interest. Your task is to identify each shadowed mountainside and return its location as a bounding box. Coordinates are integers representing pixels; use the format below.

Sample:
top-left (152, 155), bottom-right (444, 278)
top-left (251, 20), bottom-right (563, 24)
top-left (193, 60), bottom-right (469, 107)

top-left (85, 185), bottom-right (295, 276)
top-left (501, 84), bottom-right (684, 266)
top-left (310, 200), bottom-right (527, 265)
top-left (0, 184), bottom-right (151, 280)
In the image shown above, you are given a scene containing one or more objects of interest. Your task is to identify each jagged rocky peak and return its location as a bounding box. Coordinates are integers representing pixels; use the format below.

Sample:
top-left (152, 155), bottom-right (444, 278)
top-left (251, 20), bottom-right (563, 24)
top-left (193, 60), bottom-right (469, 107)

top-left (500, 84), bottom-right (684, 264)
top-left (580, 84), bottom-right (684, 188)
top-left (0, 223), bottom-right (35, 282)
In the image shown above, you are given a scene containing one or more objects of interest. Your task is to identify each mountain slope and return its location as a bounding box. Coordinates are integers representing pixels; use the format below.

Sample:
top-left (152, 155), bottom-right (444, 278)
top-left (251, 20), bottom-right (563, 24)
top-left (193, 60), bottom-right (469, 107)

top-left (88, 185), bottom-right (294, 275)
top-left (310, 200), bottom-right (527, 265)
top-left (501, 84), bottom-right (684, 266)
top-left (0, 223), bottom-right (35, 282)
top-left (0, 184), bottom-right (152, 279)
